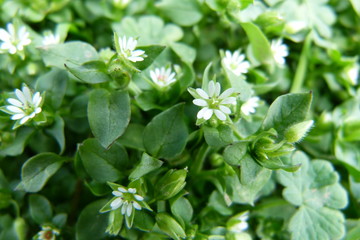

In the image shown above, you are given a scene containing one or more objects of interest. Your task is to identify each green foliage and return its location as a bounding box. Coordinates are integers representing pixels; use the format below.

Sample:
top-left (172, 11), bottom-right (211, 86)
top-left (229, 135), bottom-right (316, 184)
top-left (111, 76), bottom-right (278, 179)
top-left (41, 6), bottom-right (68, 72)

top-left (88, 89), bottom-right (130, 149)
top-left (0, 0), bottom-right (359, 239)
top-left (143, 103), bottom-right (188, 159)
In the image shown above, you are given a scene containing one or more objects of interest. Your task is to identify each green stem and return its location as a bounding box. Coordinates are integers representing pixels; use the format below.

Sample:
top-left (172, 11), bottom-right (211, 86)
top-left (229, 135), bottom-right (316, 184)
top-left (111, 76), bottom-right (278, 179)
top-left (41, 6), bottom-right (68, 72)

top-left (191, 143), bottom-right (211, 175)
top-left (290, 33), bottom-right (312, 93)
top-left (10, 200), bottom-right (20, 217)
top-left (230, 124), bottom-right (242, 140)
top-left (128, 81), bottom-right (142, 96)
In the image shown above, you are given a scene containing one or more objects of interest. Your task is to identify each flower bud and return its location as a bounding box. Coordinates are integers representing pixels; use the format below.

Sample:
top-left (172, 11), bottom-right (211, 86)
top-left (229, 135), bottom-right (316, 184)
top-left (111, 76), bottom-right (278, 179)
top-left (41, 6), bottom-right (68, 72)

top-left (156, 213), bottom-right (186, 240)
top-left (284, 120), bottom-right (314, 143)
top-left (155, 169), bottom-right (187, 200)
top-left (14, 217), bottom-right (27, 240)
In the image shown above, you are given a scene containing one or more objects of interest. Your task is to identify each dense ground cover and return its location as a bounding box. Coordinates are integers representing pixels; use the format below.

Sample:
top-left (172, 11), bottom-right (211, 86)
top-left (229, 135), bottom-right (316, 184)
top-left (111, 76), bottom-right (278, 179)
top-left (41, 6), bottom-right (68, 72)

top-left (0, 0), bottom-right (359, 239)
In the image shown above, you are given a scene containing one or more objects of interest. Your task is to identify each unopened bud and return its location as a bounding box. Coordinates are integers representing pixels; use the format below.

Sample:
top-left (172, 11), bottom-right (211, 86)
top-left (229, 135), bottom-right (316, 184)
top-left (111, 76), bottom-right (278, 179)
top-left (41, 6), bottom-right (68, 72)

top-left (284, 120), bottom-right (314, 143)
top-left (155, 169), bottom-right (187, 200)
top-left (14, 218), bottom-right (27, 240)
top-left (156, 213), bottom-right (186, 240)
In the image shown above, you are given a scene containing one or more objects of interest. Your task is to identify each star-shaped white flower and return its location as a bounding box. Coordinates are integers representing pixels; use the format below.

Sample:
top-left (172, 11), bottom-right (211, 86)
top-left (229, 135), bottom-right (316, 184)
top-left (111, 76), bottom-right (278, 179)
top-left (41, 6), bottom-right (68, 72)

top-left (2, 85), bottom-right (42, 125)
top-left (241, 96), bottom-right (260, 116)
top-left (222, 50), bottom-right (250, 76)
top-left (189, 81), bottom-right (236, 121)
top-left (0, 23), bottom-right (31, 54)
top-left (110, 187), bottom-right (144, 217)
top-left (270, 39), bottom-right (289, 65)
top-left (42, 31), bottom-right (60, 46)
top-left (150, 67), bottom-right (176, 87)
top-left (118, 36), bottom-right (146, 62)
top-left (36, 225), bottom-right (60, 240)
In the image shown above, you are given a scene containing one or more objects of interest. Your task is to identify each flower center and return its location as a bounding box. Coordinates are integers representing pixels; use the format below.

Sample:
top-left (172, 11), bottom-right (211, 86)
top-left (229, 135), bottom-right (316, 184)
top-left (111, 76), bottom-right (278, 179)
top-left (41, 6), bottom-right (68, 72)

top-left (209, 97), bottom-right (220, 109)
top-left (44, 230), bottom-right (53, 240)
top-left (157, 75), bottom-right (166, 83)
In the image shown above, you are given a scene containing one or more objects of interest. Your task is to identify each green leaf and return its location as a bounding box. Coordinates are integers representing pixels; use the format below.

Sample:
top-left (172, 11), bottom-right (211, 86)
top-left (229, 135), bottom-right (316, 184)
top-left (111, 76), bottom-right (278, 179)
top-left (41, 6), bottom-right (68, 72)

top-left (18, 153), bottom-right (64, 192)
top-left (129, 153), bottom-right (163, 180)
top-left (170, 197), bottom-right (193, 225)
top-left (143, 103), bottom-right (188, 159)
top-left (201, 62), bottom-right (213, 90)
top-left (133, 45), bottom-right (166, 71)
top-left (290, 33), bottom-right (312, 93)
top-left (223, 142), bottom-right (248, 166)
top-left (226, 154), bottom-right (272, 205)
top-left (262, 92), bottom-right (312, 140)
top-left (79, 138), bottom-right (128, 183)
top-left (203, 125), bottom-right (234, 148)
top-left (88, 89), bottom-right (130, 149)
top-left (39, 41), bottom-right (99, 69)
top-left (156, 213), bottom-right (186, 240)
top-left (289, 206), bottom-right (345, 240)
top-left (240, 22), bottom-right (273, 64)
top-left (0, 128), bottom-right (34, 157)
top-left (223, 67), bottom-right (252, 101)
top-left (76, 200), bottom-right (108, 240)
top-left (156, 0), bottom-right (203, 26)
top-left (35, 68), bottom-right (68, 109)
top-left (277, 151), bottom-right (348, 240)
top-left (134, 211), bottom-right (155, 232)
top-left (170, 42), bottom-right (196, 64)
top-left (29, 194), bottom-right (53, 225)
top-left (112, 15), bottom-right (183, 45)
top-left (117, 123), bottom-right (145, 151)
top-left (45, 115), bottom-right (65, 154)
top-left (65, 61), bottom-right (112, 84)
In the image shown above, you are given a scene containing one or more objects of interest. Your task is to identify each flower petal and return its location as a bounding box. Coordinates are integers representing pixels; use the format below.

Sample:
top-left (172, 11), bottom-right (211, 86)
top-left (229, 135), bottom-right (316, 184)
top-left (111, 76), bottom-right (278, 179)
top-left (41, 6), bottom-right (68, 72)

top-left (15, 89), bottom-right (27, 104)
top-left (134, 195), bottom-right (144, 201)
top-left (193, 99), bottom-right (208, 107)
top-left (208, 81), bottom-right (215, 97)
top-left (219, 88), bottom-right (234, 99)
top-left (126, 203), bottom-right (133, 217)
top-left (133, 201), bottom-right (142, 210)
top-left (11, 113), bottom-right (25, 120)
top-left (128, 188), bottom-right (136, 194)
top-left (196, 88), bottom-right (209, 99)
top-left (203, 108), bottom-right (213, 120)
top-left (110, 198), bottom-right (123, 210)
top-left (7, 98), bottom-right (23, 107)
top-left (112, 191), bottom-right (123, 197)
top-left (6, 106), bottom-right (24, 113)
top-left (214, 109), bottom-right (226, 121)
top-left (219, 105), bottom-right (231, 114)
top-left (19, 116), bottom-right (31, 125)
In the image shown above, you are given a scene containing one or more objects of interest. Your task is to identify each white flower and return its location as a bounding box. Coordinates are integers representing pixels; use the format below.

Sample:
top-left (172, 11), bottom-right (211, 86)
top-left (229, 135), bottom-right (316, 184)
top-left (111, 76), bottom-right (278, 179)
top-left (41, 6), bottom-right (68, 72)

top-left (228, 211), bottom-right (249, 233)
top-left (285, 20), bottom-right (307, 34)
top-left (241, 96), bottom-right (260, 116)
top-left (270, 39), bottom-right (289, 65)
top-left (36, 225), bottom-right (60, 240)
top-left (0, 23), bottom-right (31, 54)
top-left (42, 31), bottom-right (60, 46)
top-left (113, 0), bottom-right (131, 7)
top-left (118, 36), bottom-right (146, 62)
top-left (110, 187), bottom-right (144, 217)
top-left (344, 63), bottom-right (359, 85)
top-left (189, 81), bottom-right (236, 121)
top-left (2, 85), bottom-right (42, 125)
top-left (150, 67), bottom-right (176, 87)
top-left (222, 50), bottom-right (250, 76)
